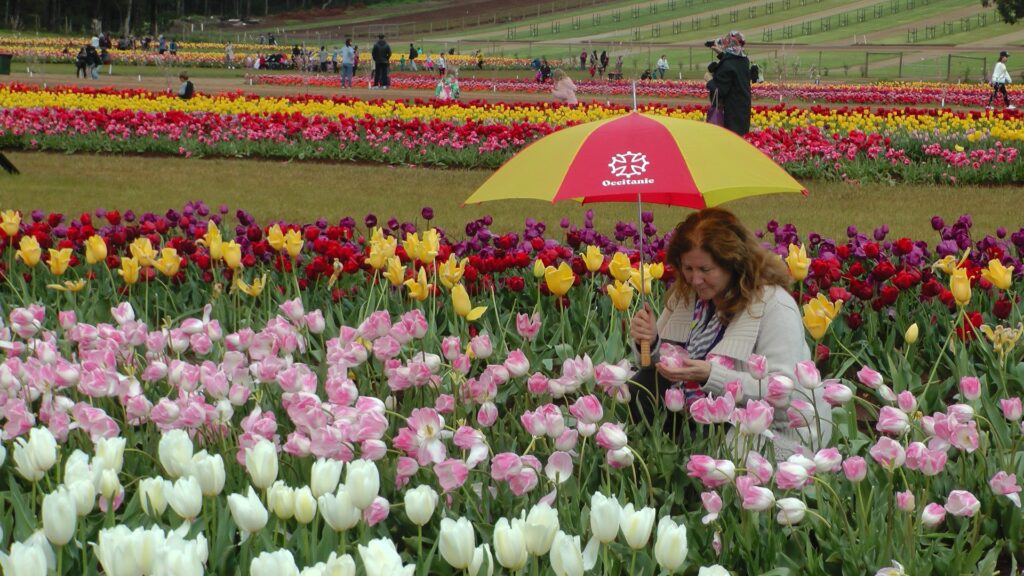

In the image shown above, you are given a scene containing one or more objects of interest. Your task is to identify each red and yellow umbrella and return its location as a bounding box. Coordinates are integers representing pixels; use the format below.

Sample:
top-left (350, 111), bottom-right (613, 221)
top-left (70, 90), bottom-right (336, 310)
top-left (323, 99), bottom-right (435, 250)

top-left (464, 112), bottom-right (806, 208)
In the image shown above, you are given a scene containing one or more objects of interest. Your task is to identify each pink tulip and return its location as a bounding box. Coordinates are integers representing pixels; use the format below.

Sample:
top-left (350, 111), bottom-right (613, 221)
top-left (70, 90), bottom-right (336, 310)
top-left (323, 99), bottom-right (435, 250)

top-left (278, 298), bottom-right (305, 324)
top-left (707, 354), bottom-right (736, 370)
top-left (358, 311), bottom-right (391, 341)
top-left (372, 335), bottom-right (401, 361)
top-left (946, 403), bottom-right (975, 423)
top-left (477, 403), bottom-right (498, 427)
top-left (664, 388), bottom-right (686, 413)
top-left (944, 490), bottom-right (980, 517)
top-left (395, 457), bottom-right (419, 489)
top-left (921, 503), bottom-right (946, 528)
top-left (876, 406), bottom-right (910, 435)
top-left (361, 440), bottom-right (388, 461)
top-left (509, 468), bottom-right (539, 495)
top-left (526, 372), bottom-right (549, 395)
top-left (869, 437), bottom-right (906, 470)
top-left (775, 462), bottom-right (809, 491)
top-left (822, 382), bottom-right (853, 406)
top-left (735, 475), bottom-right (775, 512)
top-left (949, 421), bottom-right (979, 453)
top-left (658, 343), bottom-right (689, 370)
top-left (701, 491), bottom-right (722, 525)
top-left (989, 471), bottom-right (1022, 507)
top-left (896, 391), bottom-right (917, 413)
top-left (765, 375), bottom-right (795, 407)
top-left (686, 455), bottom-right (736, 488)
top-left (363, 496), bottom-right (390, 526)
top-left (747, 354), bottom-right (767, 379)
top-left (606, 446), bottom-right (635, 469)
top-left (958, 376), bottom-right (981, 401)
top-left (856, 366), bottom-right (883, 389)
top-left (745, 451), bottom-right (774, 485)
top-left (595, 422), bottom-right (628, 451)
top-left (568, 395), bottom-right (603, 425)
top-left (399, 309), bottom-right (428, 339)
top-left (490, 453), bottom-right (522, 481)
top-left (842, 456), bottom-right (867, 482)
top-left (555, 429), bottom-right (579, 451)
top-left (1000, 397), bottom-right (1023, 421)
top-left (735, 399), bottom-right (774, 437)
top-left (470, 334), bottom-right (492, 359)
top-left (452, 354), bottom-right (471, 375)
top-left (304, 310), bottom-right (326, 334)
top-left (515, 312), bottom-right (541, 341)
top-left (813, 448), bottom-right (842, 473)
top-left (434, 459), bottom-right (469, 493)
top-left (896, 491), bottom-right (915, 512)
top-left (441, 336), bottom-right (462, 361)
top-left (787, 399), bottom-right (816, 430)
top-left (577, 422), bottom-right (597, 437)
top-left (794, 360), bottom-right (821, 389)
top-left (544, 451), bottom-right (573, 483)
top-left (58, 310), bottom-right (77, 330)
top-left (283, 431), bottom-right (312, 457)
top-left (504, 350), bottom-right (530, 378)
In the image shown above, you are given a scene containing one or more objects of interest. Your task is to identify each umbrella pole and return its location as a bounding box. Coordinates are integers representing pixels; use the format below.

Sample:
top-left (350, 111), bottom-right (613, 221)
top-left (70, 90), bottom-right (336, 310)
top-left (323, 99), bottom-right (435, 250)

top-left (632, 80), bottom-right (637, 111)
top-left (637, 192), bottom-right (651, 368)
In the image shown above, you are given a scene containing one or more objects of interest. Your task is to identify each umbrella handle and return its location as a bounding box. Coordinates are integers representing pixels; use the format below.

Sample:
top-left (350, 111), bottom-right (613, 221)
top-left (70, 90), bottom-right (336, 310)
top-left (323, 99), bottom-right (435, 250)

top-left (640, 339), bottom-right (651, 368)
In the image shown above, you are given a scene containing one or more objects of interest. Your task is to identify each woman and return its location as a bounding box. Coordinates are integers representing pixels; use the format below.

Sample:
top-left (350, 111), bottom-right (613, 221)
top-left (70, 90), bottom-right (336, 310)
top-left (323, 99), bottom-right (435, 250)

top-left (987, 51), bottom-right (1014, 110)
top-left (630, 208), bottom-right (831, 457)
top-left (435, 70), bottom-right (461, 101)
top-left (708, 31), bottom-right (752, 136)
top-left (550, 69), bottom-right (577, 106)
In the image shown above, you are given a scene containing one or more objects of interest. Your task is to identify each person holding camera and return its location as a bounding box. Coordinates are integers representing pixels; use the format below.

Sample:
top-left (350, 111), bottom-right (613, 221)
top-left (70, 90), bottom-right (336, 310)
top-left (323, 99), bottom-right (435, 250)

top-left (706, 31), bottom-right (752, 136)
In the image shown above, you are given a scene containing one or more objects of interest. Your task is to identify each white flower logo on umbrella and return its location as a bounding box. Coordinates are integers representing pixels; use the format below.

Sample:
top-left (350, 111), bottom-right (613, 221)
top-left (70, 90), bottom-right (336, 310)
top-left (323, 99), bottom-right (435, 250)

top-left (608, 151), bottom-right (650, 178)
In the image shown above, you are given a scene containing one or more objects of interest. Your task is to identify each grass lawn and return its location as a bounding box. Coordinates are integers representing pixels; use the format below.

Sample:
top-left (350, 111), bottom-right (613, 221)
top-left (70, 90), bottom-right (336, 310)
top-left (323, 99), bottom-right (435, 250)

top-left (0, 152), bottom-right (1018, 242)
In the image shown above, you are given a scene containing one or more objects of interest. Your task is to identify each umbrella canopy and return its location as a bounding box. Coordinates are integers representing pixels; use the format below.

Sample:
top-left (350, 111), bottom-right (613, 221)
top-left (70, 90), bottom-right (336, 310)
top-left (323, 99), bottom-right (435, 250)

top-left (464, 112), bottom-right (806, 208)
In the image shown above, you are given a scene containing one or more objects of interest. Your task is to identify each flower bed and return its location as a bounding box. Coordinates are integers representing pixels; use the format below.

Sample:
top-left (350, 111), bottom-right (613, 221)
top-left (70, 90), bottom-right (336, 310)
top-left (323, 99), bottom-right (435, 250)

top-left (0, 204), bottom-right (1021, 575)
top-left (0, 83), bottom-right (1021, 184)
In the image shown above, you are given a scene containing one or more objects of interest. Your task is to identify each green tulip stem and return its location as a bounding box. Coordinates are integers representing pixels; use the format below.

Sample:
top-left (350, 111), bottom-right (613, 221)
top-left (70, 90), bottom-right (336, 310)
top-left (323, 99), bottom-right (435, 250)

top-left (56, 544), bottom-right (63, 576)
top-left (630, 549), bottom-right (638, 576)
top-left (308, 522), bottom-right (315, 565)
top-left (417, 524), bottom-right (423, 560)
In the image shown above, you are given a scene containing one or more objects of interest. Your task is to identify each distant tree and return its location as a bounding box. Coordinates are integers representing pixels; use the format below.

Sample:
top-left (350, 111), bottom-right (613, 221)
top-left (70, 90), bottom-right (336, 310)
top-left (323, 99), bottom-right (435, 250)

top-left (985, 0), bottom-right (1024, 23)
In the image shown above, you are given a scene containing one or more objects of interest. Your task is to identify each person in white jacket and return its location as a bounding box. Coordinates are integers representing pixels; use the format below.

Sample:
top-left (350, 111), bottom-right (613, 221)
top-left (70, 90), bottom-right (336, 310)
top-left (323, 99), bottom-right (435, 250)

top-left (988, 51), bottom-right (1015, 110)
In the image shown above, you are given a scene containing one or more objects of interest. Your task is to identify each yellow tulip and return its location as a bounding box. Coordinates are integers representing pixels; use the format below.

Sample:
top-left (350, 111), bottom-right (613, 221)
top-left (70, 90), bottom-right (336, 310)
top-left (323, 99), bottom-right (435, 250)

top-left (904, 323), bottom-right (919, 345)
top-left (981, 259), bottom-right (1014, 291)
top-left (1, 209), bottom-right (21, 237)
top-left (48, 248), bottom-right (72, 276)
top-left (267, 224), bottom-right (285, 252)
top-left (368, 232), bottom-right (397, 270)
top-left (47, 279), bottom-right (87, 292)
top-left (647, 262), bottom-right (665, 280)
top-left (608, 252), bottom-right (633, 283)
top-left (401, 232), bottom-right (422, 263)
top-left (786, 243), bottom-right (810, 281)
top-left (419, 228), bottom-right (440, 264)
top-left (606, 280), bottom-right (634, 311)
top-left (438, 255), bottom-right (468, 289)
top-left (802, 294), bottom-right (843, 340)
top-left (235, 273), bottom-right (268, 297)
top-left (950, 267), bottom-right (971, 306)
top-left (383, 256), bottom-right (406, 287)
top-left (15, 235), bottom-right (41, 267)
top-left (628, 268), bottom-right (652, 295)
top-left (452, 283), bottom-right (487, 321)
top-left (581, 245), bottom-right (604, 273)
top-left (129, 237), bottom-right (157, 268)
top-left (283, 229), bottom-right (303, 258)
top-left (154, 247), bottom-right (182, 277)
top-left (931, 255), bottom-right (957, 276)
top-left (222, 241), bottom-right (242, 270)
top-left (544, 262), bottom-right (575, 296)
top-left (118, 257), bottom-right (141, 284)
top-left (404, 267), bottom-right (432, 301)
top-left (200, 220), bottom-right (224, 260)
top-left (980, 323), bottom-right (1023, 359)
top-left (533, 258), bottom-right (546, 279)
top-left (84, 235), bottom-right (107, 265)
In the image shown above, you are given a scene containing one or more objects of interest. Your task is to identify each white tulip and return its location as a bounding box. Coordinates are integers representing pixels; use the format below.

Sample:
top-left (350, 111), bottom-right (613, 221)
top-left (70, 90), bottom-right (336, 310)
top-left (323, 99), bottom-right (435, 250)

top-left (654, 516), bottom-right (688, 573)
top-left (293, 486), bottom-right (318, 524)
top-left (357, 537), bottom-right (415, 576)
top-left (0, 541), bottom-right (48, 576)
top-left (403, 485), bottom-right (438, 527)
top-left (776, 498), bottom-right (807, 525)
top-left (619, 503), bottom-right (656, 549)
top-left (524, 504), bottom-right (560, 556)
top-left (439, 517), bottom-right (476, 570)
top-left (245, 439), bottom-right (279, 490)
top-left (268, 481), bottom-right (295, 521)
top-left (158, 429), bottom-right (195, 480)
top-left (698, 566), bottom-right (731, 576)
top-left (163, 523), bottom-right (209, 569)
top-left (250, 549), bottom-right (300, 576)
top-left (63, 449), bottom-right (92, 485)
top-left (42, 487), bottom-right (77, 546)
top-left (590, 492), bottom-right (621, 543)
top-left (139, 476), bottom-right (168, 518)
top-left (320, 552), bottom-right (356, 576)
top-left (95, 525), bottom-right (143, 576)
top-left (13, 427), bottom-right (57, 481)
top-left (99, 468), bottom-right (122, 501)
top-left (228, 486), bottom-right (268, 542)
top-left (549, 530), bottom-right (585, 576)
top-left (319, 484), bottom-right (361, 532)
top-left (192, 451), bottom-right (226, 497)
top-left (167, 476), bottom-right (203, 521)
top-left (67, 478), bottom-right (97, 516)
top-left (93, 437), bottom-right (126, 474)
top-left (471, 543), bottom-right (494, 576)
top-left (311, 458), bottom-right (344, 498)
top-left (134, 525), bottom-right (167, 575)
top-left (493, 517), bottom-right (528, 571)
top-left (344, 459), bottom-right (380, 510)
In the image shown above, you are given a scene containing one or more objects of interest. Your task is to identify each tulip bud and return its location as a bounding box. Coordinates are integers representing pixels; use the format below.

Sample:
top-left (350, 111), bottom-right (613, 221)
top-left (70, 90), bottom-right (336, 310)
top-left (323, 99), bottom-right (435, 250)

top-left (319, 484), bottom-right (361, 532)
top-left (654, 516), bottom-right (688, 573)
top-left (139, 477), bottom-right (168, 518)
top-left (904, 323), bottom-right (919, 344)
top-left (99, 469), bottom-right (122, 501)
top-left (245, 439), bottom-right (279, 490)
top-left (228, 486), bottom-right (269, 541)
top-left (439, 517), bottom-right (476, 570)
top-left (619, 503), bottom-right (656, 549)
top-left (921, 502), bottom-right (946, 528)
top-left (268, 481), bottom-right (295, 521)
top-left (404, 485), bottom-right (438, 527)
top-left (192, 451), bottom-right (226, 497)
top-left (524, 504), bottom-right (560, 556)
top-left (311, 458), bottom-right (344, 499)
top-left (158, 429), bottom-right (195, 480)
top-left (493, 517), bottom-right (528, 571)
top-left (345, 459), bottom-right (380, 510)
top-left (250, 549), bottom-right (299, 576)
top-left (589, 492), bottom-right (621, 544)
top-left (166, 476), bottom-right (203, 521)
top-left (292, 486), bottom-right (318, 524)
top-left (13, 427), bottom-right (58, 482)
top-left (549, 531), bottom-right (585, 576)
top-left (42, 487), bottom-right (77, 546)
top-left (775, 497), bottom-right (807, 525)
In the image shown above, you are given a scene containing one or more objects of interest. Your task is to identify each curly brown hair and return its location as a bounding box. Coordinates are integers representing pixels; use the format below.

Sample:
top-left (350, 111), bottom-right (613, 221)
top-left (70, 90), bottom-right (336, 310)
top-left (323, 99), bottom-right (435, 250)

top-left (665, 208), bottom-right (792, 323)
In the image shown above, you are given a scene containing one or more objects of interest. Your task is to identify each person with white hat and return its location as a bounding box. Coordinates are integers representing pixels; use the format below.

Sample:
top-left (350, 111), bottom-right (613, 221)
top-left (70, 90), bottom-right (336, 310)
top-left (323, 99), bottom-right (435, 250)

top-left (988, 51), bottom-right (1015, 110)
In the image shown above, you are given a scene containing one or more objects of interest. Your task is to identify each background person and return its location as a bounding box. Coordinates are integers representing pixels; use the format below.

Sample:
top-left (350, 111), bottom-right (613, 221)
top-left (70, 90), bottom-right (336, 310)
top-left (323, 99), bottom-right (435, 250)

top-left (177, 71), bottom-right (194, 100)
top-left (988, 51), bottom-right (1015, 110)
top-left (550, 68), bottom-right (577, 105)
top-left (656, 54), bottom-right (669, 79)
top-left (340, 39), bottom-right (355, 89)
top-left (708, 31), bottom-right (752, 136)
top-left (435, 70), bottom-right (461, 101)
top-left (630, 208), bottom-right (832, 457)
top-left (371, 34), bottom-right (391, 88)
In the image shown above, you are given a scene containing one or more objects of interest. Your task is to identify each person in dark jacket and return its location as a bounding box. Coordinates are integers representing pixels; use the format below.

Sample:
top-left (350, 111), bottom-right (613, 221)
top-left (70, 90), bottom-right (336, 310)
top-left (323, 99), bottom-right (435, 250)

top-left (708, 31), bottom-right (752, 136)
top-left (371, 34), bottom-right (392, 89)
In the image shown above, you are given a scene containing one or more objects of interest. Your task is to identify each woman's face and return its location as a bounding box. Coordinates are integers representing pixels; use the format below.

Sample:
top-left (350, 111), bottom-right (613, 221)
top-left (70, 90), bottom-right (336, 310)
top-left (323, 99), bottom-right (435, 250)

top-left (679, 247), bottom-right (733, 302)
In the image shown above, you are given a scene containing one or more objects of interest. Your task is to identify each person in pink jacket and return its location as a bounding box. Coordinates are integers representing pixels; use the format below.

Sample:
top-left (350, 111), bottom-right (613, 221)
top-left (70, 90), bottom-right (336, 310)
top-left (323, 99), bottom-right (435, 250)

top-left (550, 69), bottom-right (578, 106)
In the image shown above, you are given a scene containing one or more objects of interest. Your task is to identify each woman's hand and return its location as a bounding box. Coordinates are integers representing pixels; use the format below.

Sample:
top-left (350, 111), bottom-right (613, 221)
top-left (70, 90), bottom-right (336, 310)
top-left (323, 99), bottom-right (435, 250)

top-left (630, 303), bottom-right (657, 344)
top-left (656, 359), bottom-right (712, 384)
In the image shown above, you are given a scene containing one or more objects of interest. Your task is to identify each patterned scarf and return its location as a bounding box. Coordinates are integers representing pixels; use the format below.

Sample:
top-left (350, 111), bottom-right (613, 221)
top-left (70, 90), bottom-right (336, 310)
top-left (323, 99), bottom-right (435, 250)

top-left (686, 300), bottom-right (725, 360)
